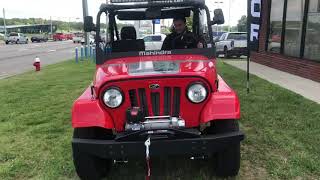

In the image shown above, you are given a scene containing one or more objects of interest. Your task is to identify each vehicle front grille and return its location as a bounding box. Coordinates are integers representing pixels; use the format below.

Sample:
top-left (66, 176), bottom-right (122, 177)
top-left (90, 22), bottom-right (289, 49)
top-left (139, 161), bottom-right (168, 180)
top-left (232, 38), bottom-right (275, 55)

top-left (128, 87), bottom-right (181, 117)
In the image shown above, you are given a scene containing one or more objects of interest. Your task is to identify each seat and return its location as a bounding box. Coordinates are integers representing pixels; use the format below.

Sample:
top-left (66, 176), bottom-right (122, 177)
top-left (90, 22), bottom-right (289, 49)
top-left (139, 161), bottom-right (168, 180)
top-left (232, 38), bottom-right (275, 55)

top-left (112, 26), bottom-right (145, 52)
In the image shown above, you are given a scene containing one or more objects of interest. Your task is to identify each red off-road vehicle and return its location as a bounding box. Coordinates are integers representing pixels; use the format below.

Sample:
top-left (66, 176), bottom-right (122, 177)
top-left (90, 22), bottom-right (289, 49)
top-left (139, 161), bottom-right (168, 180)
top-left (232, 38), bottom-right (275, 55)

top-left (72, 0), bottom-right (244, 179)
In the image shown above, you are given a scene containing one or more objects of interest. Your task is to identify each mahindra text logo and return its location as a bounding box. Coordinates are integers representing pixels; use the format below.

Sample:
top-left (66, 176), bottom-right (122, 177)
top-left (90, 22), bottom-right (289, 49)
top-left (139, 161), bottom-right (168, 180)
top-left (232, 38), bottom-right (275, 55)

top-left (149, 84), bottom-right (160, 90)
top-left (139, 50), bottom-right (172, 56)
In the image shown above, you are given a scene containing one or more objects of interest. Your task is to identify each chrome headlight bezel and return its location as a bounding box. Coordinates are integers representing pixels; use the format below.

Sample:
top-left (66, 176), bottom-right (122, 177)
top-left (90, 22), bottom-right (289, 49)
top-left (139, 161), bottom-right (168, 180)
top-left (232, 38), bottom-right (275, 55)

top-left (102, 87), bottom-right (124, 108)
top-left (186, 82), bottom-right (208, 104)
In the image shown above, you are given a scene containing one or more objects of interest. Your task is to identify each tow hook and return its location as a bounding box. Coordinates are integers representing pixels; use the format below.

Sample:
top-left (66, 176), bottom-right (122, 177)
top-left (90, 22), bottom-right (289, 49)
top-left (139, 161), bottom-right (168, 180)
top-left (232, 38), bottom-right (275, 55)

top-left (113, 159), bottom-right (129, 164)
top-left (90, 83), bottom-right (95, 100)
top-left (190, 155), bottom-right (206, 160)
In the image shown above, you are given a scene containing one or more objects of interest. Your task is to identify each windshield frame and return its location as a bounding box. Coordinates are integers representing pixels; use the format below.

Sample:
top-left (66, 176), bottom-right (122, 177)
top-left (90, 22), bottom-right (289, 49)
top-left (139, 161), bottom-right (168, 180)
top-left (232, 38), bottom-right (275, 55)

top-left (95, 1), bottom-right (215, 65)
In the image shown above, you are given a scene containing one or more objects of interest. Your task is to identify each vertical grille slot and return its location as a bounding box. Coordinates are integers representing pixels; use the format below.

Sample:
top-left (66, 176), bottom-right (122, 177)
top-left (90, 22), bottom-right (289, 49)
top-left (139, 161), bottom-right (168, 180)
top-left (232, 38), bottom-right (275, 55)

top-left (172, 87), bottom-right (181, 117)
top-left (129, 86), bottom-right (181, 117)
top-left (129, 89), bottom-right (138, 107)
top-left (151, 92), bottom-right (160, 116)
top-left (164, 87), bottom-right (171, 115)
top-left (138, 88), bottom-right (148, 116)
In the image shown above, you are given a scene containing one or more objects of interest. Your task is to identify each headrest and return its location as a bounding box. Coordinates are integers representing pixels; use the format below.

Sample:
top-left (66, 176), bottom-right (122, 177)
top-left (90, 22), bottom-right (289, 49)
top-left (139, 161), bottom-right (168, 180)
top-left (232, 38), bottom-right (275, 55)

top-left (121, 26), bottom-right (137, 40)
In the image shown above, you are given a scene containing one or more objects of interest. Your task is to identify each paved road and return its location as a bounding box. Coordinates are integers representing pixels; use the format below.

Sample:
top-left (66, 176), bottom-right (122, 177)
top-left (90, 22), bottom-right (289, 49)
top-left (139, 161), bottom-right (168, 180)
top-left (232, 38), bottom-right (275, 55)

top-left (0, 41), bottom-right (78, 79)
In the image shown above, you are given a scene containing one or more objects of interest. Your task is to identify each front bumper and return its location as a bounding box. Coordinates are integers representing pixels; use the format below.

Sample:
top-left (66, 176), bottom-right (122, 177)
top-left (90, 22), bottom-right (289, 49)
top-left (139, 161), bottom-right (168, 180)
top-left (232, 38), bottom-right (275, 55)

top-left (229, 47), bottom-right (248, 55)
top-left (72, 129), bottom-right (245, 159)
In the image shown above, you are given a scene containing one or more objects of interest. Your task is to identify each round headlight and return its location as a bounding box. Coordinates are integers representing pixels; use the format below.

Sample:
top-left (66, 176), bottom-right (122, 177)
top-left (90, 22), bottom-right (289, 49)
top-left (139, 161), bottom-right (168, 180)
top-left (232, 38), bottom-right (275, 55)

top-left (103, 88), bottom-right (123, 108)
top-left (187, 83), bottom-right (207, 103)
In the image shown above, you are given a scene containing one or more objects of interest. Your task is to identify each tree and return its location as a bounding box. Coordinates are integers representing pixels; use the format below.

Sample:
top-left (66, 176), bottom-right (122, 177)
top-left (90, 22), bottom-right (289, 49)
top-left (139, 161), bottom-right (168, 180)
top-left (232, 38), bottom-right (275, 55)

top-left (237, 15), bottom-right (247, 32)
top-left (186, 16), bottom-right (193, 31)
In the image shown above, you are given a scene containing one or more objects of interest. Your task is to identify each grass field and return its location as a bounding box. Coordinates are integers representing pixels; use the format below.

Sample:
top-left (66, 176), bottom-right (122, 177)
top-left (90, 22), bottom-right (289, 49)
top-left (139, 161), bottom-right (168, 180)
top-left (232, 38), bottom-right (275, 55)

top-left (0, 60), bottom-right (319, 180)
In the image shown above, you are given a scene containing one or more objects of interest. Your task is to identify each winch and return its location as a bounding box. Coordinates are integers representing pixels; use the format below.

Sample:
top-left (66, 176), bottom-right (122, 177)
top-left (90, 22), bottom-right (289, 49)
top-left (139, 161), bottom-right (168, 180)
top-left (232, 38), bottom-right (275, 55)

top-left (125, 116), bottom-right (186, 131)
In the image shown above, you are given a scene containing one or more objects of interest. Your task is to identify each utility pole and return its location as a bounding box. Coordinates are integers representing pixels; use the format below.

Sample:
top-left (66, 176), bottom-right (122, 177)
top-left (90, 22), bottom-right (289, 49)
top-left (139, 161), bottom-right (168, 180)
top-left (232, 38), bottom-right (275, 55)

top-left (50, 16), bottom-right (53, 36)
top-left (68, 17), bottom-right (71, 32)
top-left (3, 8), bottom-right (7, 36)
top-left (82, 0), bottom-right (89, 45)
top-left (228, 0), bottom-right (231, 32)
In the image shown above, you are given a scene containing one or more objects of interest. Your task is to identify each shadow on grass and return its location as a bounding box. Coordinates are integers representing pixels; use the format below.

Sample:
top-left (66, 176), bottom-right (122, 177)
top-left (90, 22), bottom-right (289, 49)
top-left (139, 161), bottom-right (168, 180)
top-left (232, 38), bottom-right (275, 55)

top-left (107, 157), bottom-right (229, 180)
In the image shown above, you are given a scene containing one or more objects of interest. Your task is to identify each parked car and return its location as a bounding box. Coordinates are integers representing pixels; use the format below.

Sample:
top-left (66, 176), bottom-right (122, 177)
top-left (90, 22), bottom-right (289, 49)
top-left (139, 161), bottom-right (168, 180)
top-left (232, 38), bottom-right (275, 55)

top-left (216, 32), bottom-right (247, 58)
top-left (73, 33), bottom-right (84, 43)
top-left (143, 34), bottom-right (166, 50)
top-left (53, 33), bottom-right (67, 41)
top-left (71, 1), bottom-right (244, 179)
top-left (65, 33), bottom-right (74, 40)
top-left (80, 35), bottom-right (95, 45)
top-left (5, 32), bottom-right (28, 44)
top-left (31, 34), bottom-right (48, 43)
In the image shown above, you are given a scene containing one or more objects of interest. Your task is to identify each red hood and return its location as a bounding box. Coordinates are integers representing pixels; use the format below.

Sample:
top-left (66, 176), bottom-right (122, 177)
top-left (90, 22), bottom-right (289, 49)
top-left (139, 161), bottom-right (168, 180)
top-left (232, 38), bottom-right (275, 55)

top-left (94, 54), bottom-right (217, 89)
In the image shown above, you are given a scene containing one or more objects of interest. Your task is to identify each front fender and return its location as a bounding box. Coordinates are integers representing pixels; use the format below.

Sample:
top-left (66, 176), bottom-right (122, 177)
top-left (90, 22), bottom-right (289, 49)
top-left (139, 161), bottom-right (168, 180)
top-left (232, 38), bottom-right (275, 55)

top-left (200, 76), bottom-right (240, 123)
top-left (72, 86), bottom-right (114, 129)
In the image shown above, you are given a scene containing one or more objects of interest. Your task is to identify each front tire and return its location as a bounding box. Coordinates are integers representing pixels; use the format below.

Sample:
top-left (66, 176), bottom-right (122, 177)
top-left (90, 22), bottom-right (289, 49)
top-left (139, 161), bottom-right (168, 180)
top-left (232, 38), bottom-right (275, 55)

top-left (205, 120), bottom-right (241, 177)
top-left (72, 128), bottom-right (114, 180)
top-left (224, 46), bottom-right (231, 58)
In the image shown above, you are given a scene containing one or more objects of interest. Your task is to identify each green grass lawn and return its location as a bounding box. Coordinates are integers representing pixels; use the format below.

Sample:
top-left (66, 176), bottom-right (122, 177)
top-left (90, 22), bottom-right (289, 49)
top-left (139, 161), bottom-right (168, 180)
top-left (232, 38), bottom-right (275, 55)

top-left (0, 60), bottom-right (319, 180)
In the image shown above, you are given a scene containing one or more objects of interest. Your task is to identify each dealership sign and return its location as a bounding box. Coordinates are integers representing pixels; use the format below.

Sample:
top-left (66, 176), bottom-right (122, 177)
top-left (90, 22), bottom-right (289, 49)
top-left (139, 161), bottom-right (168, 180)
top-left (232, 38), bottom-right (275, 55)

top-left (247, 0), bottom-right (262, 52)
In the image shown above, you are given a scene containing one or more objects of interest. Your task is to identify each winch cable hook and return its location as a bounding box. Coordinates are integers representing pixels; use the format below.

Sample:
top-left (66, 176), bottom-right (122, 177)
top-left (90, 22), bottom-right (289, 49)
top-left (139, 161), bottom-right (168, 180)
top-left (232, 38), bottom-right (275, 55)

top-left (145, 137), bottom-right (151, 180)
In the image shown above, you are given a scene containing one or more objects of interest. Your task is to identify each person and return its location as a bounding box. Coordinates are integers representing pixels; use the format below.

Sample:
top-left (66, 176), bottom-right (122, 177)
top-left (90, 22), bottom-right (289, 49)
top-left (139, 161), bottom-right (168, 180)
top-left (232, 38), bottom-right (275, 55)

top-left (161, 17), bottom-right (203, 50)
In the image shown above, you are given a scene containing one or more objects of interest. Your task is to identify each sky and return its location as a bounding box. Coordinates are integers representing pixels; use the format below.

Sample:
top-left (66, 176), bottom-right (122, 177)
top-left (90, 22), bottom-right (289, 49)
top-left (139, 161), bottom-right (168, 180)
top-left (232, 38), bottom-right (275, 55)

top-left (0, 0), bottom-right (247, 26)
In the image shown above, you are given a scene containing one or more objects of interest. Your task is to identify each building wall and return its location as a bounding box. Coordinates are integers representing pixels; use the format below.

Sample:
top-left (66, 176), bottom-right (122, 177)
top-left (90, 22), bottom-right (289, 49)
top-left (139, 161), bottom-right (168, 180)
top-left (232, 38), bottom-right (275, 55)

top-left (251, 0), bottom-right (320, 82)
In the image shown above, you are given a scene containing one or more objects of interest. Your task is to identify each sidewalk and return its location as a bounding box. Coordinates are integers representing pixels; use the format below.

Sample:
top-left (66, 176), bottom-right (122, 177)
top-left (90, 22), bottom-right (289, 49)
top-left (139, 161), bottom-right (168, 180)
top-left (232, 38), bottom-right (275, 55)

top-left (224, 60), bottom-right (320, 104)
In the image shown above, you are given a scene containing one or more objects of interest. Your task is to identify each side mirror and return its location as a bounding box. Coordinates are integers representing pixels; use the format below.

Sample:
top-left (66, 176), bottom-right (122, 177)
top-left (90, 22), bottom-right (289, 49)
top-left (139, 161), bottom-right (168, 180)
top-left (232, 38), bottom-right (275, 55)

top-left (84, 16), bottom-right (96, 32)
top-left (212, 9), bottom-right (225, 25)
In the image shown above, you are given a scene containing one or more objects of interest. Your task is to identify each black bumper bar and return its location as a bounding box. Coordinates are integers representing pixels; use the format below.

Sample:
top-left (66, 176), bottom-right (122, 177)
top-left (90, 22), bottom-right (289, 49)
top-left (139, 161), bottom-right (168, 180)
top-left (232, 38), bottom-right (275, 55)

top-left (72, 131), bottom-right (245, 159)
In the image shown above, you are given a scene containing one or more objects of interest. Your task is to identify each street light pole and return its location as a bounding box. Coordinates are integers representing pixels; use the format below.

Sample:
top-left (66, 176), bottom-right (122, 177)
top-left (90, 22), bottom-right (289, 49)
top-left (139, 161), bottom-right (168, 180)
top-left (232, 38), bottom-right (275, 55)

top-left (68, 17), bottom-right (71, 32)
top-left (228, 0), bottom-right (231, 32)
top-left (50, 16), bottom-right (53, 36)
top-left (3, 8), bottom-right (7, 36)
top-left (82, 0), bottom-right (89, 45)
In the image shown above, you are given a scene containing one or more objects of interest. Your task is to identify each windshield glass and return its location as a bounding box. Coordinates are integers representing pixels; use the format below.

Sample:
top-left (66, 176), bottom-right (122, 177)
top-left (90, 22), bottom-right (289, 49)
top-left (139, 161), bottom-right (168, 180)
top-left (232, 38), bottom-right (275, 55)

top-left (117, 18), bottom-right (169, 50)
top-left (9, 33), bottom-right (18, 36)
top-left (128, 61), bottom-right (180, 75)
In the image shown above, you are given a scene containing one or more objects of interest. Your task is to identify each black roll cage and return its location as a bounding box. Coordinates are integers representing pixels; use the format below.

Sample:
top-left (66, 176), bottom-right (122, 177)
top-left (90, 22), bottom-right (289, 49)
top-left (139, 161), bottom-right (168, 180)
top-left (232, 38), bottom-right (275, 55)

top-left (94, 1), bottom-right (216, 65)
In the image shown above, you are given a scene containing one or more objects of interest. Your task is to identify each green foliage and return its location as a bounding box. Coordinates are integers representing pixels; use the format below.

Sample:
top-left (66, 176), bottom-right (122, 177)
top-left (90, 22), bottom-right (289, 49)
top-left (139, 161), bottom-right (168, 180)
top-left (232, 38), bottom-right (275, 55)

top-left (161, 26), bottom-right (171, 35)
top-left (186, 16), bottom-right (193, 31)
top-left (237, 15), bottom-right (247, 32)
top-left (0, 18), bottom-right (84, 33)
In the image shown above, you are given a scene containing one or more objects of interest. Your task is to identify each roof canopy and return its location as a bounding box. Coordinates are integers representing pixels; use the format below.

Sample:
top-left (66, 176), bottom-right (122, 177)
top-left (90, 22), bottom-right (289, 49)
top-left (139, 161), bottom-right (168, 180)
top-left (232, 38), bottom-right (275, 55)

top-left (116, 7), bottom-right (192, 20)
